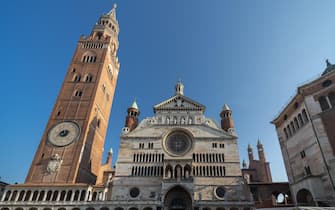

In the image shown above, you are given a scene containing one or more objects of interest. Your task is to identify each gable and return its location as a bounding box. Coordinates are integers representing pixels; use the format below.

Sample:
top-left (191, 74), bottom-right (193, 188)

top-left (153, 95), bottom-right (205, 113)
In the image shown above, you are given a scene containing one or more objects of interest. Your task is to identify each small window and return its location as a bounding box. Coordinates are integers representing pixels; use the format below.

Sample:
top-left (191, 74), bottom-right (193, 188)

top-left (302, 109), bottom-right (309, 123)
top-left (322, 80), bottom-right (332, 87)
top-left (328, 92), bottom-right (335, 107)
top-left (294, 117), bottom-right (300, 129)
top-left (102, 84), bottom-right (106, 93)
top-left (300, 150), bottom-right (306, 158)
top-left (298, 114), bottom-right (304, 126)
top-left (212, 143), bottom-right (217, 148)
top-left (72, 68), bottom-right (76, 73)
top-left (73, 74), bottom-right (81, 82)
top-left (97, 119), bottom-right (100, 128)
top-left (74, 90), bottom-right (82, 97)
top-left (294, 102), bottom-right (299, 109)
top-left (304, 166), bottom-right (311, 176)
top-left (284, 128), bottom-right (288, 139)
top-left (290, 121), bottom-right (296, 133)
top-left (318, 96), bottom-right (330, 111)
top-left (85, 74), bottom-right (93, 82)
top-left (219, 143), bottom-right (224, 148)
top-left (287, 125), bottom-right (292, 137)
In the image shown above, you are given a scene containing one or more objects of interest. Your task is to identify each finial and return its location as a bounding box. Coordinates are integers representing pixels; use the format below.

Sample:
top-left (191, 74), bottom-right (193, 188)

top-left (131, 99), bottom-right (139, 110)
top-left (107, 3), bottom-right (117, 17)
top-left (222, 104), bottom-right (231, 111)
top-left (175, 80), bottom-right (184, 95)
top-left (109, 148), bottom-right (113, 154)
top-left (248, 144), bottom-right (252, 149)
top-left (257, 139), bottom-right (262, 145)
top-left (326, 59), bottom-right (331, 67)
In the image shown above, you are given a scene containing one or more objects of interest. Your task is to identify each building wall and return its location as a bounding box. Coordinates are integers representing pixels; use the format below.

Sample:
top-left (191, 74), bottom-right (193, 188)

top-left (272, 68), bottom-right (335, 206)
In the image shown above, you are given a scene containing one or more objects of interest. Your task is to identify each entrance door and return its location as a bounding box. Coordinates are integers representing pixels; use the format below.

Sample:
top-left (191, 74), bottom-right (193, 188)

top-left (164, 186), bottom-right (192, 210)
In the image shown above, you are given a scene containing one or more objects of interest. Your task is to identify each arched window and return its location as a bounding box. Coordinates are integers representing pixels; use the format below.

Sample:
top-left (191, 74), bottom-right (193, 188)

top-left (328, 92), bottom-right (335, 107)
top-left (82, 51), bottom-right (97, 63)
top-left (294, 117), bottom-right (300, 129)
top-left (318, 96), bottom-right (330, 111)
top-left (24, 190), bottom-right (31, 201)
top-left (284, 128), bottom-right (288, 139)
top-left (302, 109), bottom-right (309, 123)
top-left (38, 191), bottom-right (45, 201)
top-left (73, 74), bottom-right (81, 82)
top-left (85, 74), bottom-right (93, 82)
top-left (60, 190), bottom-right (66, 201)
top-left (52, 191), bottom-right (58, 201)
top-left (107, 64), bottom-right (114, 80)
top-left (66, 191), bottom-right (72, 201)
top-left (74, 90), bottom-right (83, 97)
top-left (287, 125), bottom-right (292, 137)
top-left (74, 190), bottom-right (80, 201)
top-left (290, 122), bottom-right (295, 134)
top-left (32, 191), bottom-right (38, 201)
top-left (10, 191), bottom-right (17, 201)
top-left (46, 190), bottom-right (52, 201)
top-left (3, 191), bottom-right (11, 201)
top-left (298, 114), bottom-right (304, 126)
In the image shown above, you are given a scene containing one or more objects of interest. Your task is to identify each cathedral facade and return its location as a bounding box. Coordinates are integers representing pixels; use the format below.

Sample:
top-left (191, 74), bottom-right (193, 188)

top-left (0, 6), bottom-right (253, 210)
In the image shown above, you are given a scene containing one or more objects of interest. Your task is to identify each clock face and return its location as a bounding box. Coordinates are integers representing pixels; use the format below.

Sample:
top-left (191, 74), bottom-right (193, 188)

top-left (165, 131), bottom-right (192, 156)
top-left (48, 121), bottom-right (80, 147)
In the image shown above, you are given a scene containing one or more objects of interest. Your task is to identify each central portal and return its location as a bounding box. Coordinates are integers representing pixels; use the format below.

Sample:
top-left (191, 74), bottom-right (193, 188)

top-left (164, 186), bottom-right (192, 210)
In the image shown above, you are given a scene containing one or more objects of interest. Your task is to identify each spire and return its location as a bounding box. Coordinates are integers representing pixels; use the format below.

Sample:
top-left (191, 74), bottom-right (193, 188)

top-left (175, 80), bottom-right (184, 95)
top-left (248, 144), bottom-right (254, 161)
top-left (131, 100), bottom-right (139, 110)
top-left (242, 159), bottom-right (247, 168)
top-left (257, 139), bottom-right (265, 162)
top-left (92, 3), bottom-right (119, 38)
top-left (222, 104), bottom-right (231, 111)
top-left (107, 3), bottom-right (117, 19)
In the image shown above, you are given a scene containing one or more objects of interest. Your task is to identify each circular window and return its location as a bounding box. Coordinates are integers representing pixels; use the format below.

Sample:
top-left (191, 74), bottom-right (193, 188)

top-left (322, 80), bottom-right (332, 87)
top-left (129, 187), bottom-right (140, 198)
top-left (215, 186), bottom-right (226, 199)
top-left (165, 131), bottom-right (192, 156)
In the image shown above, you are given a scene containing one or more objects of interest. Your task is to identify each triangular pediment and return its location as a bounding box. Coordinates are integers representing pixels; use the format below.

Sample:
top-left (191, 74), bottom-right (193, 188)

top-left (153, 94), bottom-right (205, 113)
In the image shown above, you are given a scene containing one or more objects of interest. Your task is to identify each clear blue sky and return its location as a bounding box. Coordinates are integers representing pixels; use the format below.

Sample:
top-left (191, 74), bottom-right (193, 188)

top-left (1, 0), bottom-right (335, 184)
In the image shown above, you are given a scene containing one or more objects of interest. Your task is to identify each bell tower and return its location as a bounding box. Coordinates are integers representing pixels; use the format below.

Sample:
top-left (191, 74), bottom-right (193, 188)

top-left (124, 100), bottom-right (140, 132)
top-left (25, 5), bottom-right (120, 185)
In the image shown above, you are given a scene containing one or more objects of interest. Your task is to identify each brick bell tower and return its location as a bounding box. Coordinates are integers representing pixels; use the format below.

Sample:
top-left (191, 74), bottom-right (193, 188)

top-left (220, 103), bottom-right (235, 133)
top-left (25, 4), bottom-right (120, 185)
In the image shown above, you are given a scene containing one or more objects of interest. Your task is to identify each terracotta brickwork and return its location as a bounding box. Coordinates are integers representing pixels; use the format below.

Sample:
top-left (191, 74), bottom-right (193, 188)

top-left (25, 7), bottom-right (120, 185)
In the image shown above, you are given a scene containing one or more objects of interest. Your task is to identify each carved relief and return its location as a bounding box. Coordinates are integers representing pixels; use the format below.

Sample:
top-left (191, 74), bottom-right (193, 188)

top-left (46, 154), bottom-right (63, 174)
